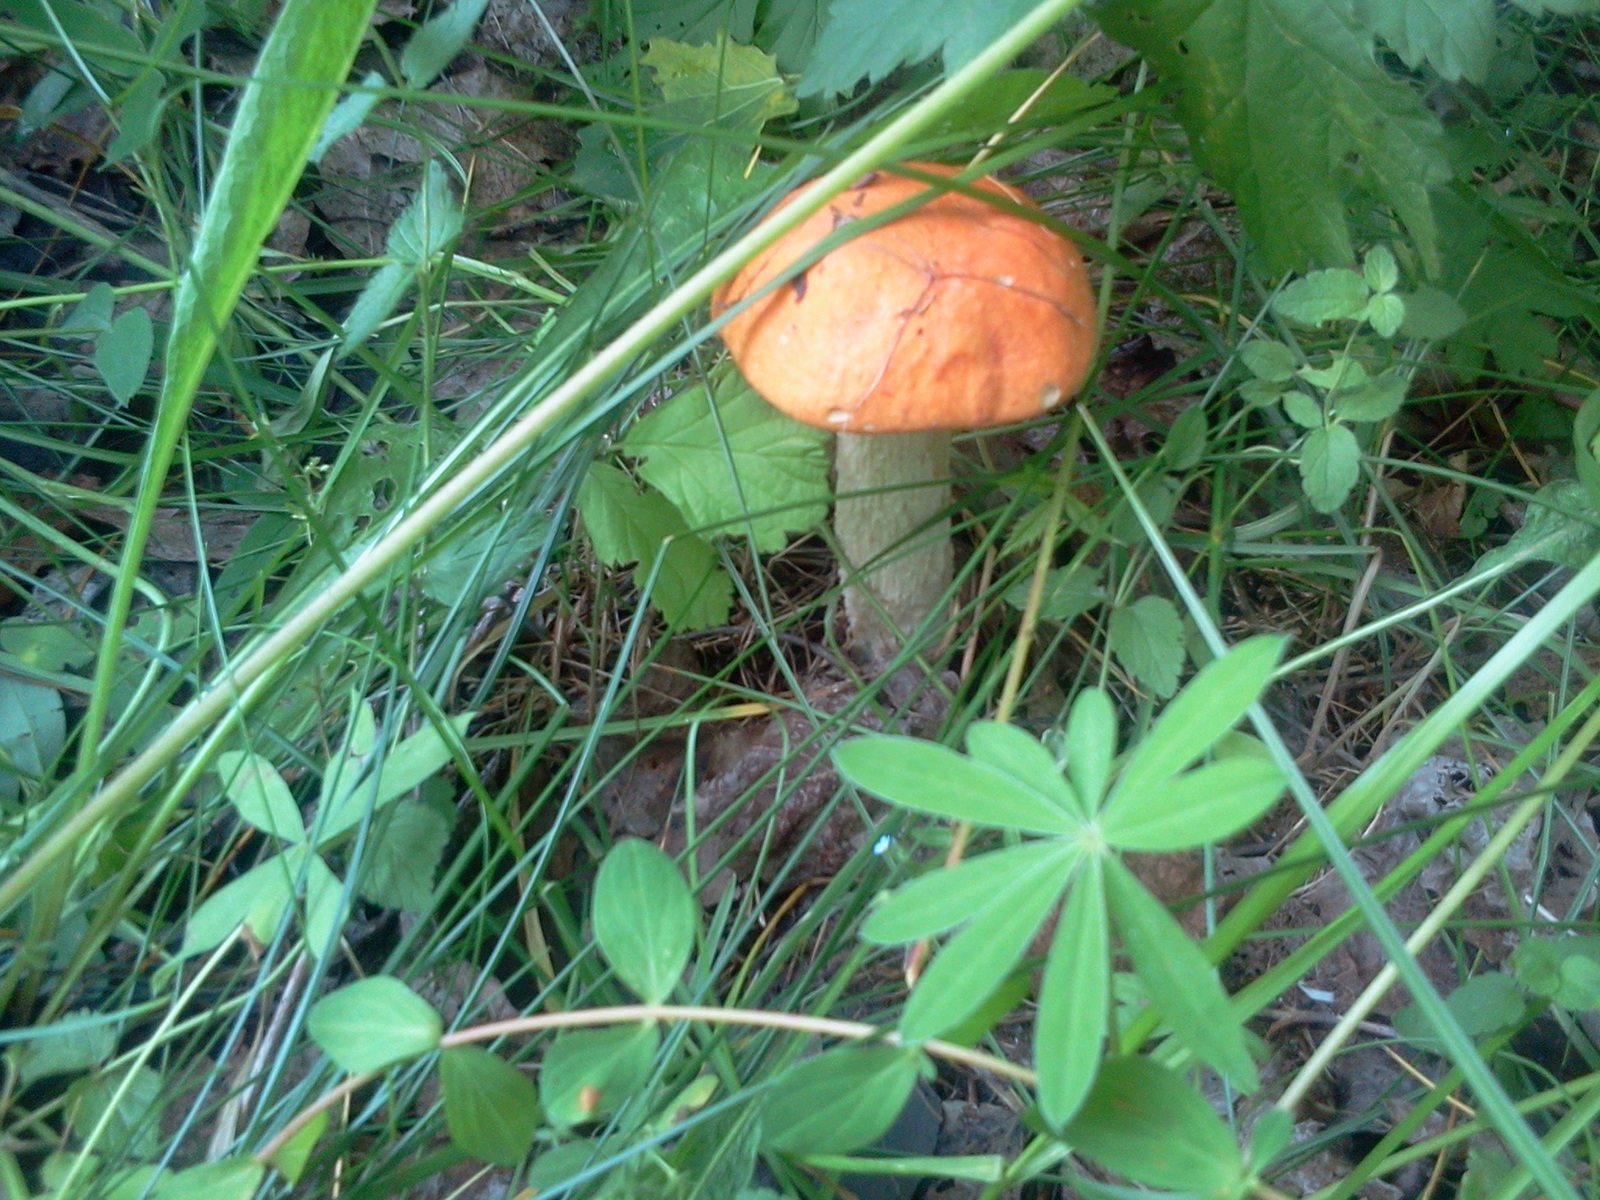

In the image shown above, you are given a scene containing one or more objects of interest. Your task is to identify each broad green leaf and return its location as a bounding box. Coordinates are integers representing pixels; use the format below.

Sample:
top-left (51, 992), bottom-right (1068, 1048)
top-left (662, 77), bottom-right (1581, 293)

top-left (540, 1023), bottom-right (658, 1128)
top-left (1101, 757), bottom-right (1286, 851)
top-left (215, 750), bottom-right (305, 842)
top-left (179, 852), bottom-right (296, 958)
top-left (649, 531), bottom-right (735, 629)
top-left (62, 283), bottom-right (115, 333)
top-left (0, 675), bottom-right (65, 806)
top-left (1364, 292), bottom-right (1407, 339)
top-left (862, 841), bottom-right (1076, 944)
top-left (1238, 340), bottom-right (1295, 383)
top-left (319, 710), bottom-right (472, 841)
top-left (935, 969), bottom-right (1032, 1048)
top-left (594, 838), bottom-right (698, 1002)
top-left (1335, 371), bottom-right (1408, 422)
top-left (268, 1109), bottom-right (326, 1185)
top-left (1298, 354), bottom-right (1369, 394)
top-left (1065, 687), bottom-right (1116, 810)
top-left (1107, 595), bottom-right (1185, 698)
top-left (834, 736), bottom-right (1079, 835)
top-left (1300, 423), bottom-right (1361, 513)
top-left (5, 0), bottom-right (143, 72)
top-left (300, 850), bottom-right (344, 954)
top-left (1459, 1144), bottom-right (1516, 1200)
top-left (419, 504), bottom-right (549, 606)
top-left (1113, 635), bottom-right (1285, 804)
top-left (1274, 270), bottom-right (1370, 326)
top-left (439, 1045), bottom-right (540, 1166)
top-left (106, 71), bottom-right (168, 163)
top-left (1478, 480), bottom-right (1600, 571)
top-left (1104, 857), bottom-right (1256, 1088)
top-left (1512, 935), bottom-right (1600, 1009)
top-left (95, 307), bottom-right (153, 403)
top-left (66, 1065), bottom-right (163, 1160)
top-left (1165, 404), bottom-right (1208, 471)
top-left (963, 721), bottom-right (1082, 815)
top-left (1100, 0), bottom-right (1450, 273)
top-left (151, 1158), bottom-right (264, 1200)
top-left (341, 161), bottom-right (463, 352)
top-left (1035, 858), bottom-right (1108, 1127)
top-left (1363, 244), bottom-right (1400, 293)
top-left (11, 1016), bottom-right (118, 1087)
top-left (799, 0), bottom-right (1036, 97)
top-left (1352, 0), bottom-right (1494, 83)
top-left (644, 36), bottom-right (797, 132)
top-left (761, 1045), bottom-right (923, 1154)
top-left (354, 794), bottom-right (450, 912)
top-left (1281, 390), bottom-right (1323, 429)
top-left (623, 372), bottom-right (829, 552)
top-left (901, 848), bottom-right (1078, 1041)
top-left (400, 0), bottom-right (491, 88)
top-left (307, 976), bottom-right (442, 1074)
top-left (1063, 1057), bottom-right (1245, 1192)
top-left (1398, 285), bottom-right (1467, 339)
top-left (1394, 973), bottom-right (1524, 1050)
top-left (1004, 565), bottom-right (1103, 622)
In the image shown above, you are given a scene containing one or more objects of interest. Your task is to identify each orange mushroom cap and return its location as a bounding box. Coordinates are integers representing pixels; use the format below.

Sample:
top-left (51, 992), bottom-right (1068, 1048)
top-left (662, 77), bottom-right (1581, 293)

top-left (712, 161), bottom-right (1097, 434)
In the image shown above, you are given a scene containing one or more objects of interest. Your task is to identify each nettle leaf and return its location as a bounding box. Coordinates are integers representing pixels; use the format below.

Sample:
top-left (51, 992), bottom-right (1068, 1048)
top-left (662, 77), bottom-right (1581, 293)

top-left (95, 306), bottom-right (154, 403)
top-left (762, 1045), bottom-right (923, 1155)
top-left (593, 838), bottom-right (697, 1002)
top-left (862, 841), bottom-right (1072, 944)
top-left (1351, 0), bottom-right (1495, 83)
top-left (799, 0), bottom-right (1037, 97)
top-left (835, 736), bottom-right (1079, 834)
top-left (1113, 634), bottom-right (1285, 802)
top-left (540, 1023), bottom-right (658, 1128)
top-left (308, 976), bottom-right (442, 1074)
top-left (1035, 858), bottom-right (1109, 1127)
top-left (1394, 972), bottom-right (1524, 1051)
top-left (644, 36), bottom-right (797, 132)
top-left (1104, 857), bottom-right (1257, 1089)
top-left (1299, 423), bottom-right (1362, 513)
top-left (622, 372), bottom-right (829, 552)
top-left (1064, 1056), bottom-right (1246, 1193)
top-left (215, 750), bottom-right (304, 843)
top-left (577, 461), bottom-right (733, 629)
top-left (1100, 757), bottom-right (1286, 851)
top-left (1101, 0), bottom-right (1451, 273)
top-left (355, 793), bottom-right (451, 913)
top-left (900, 845), bottom-right (1079, 1041)
top-left (1003, 564), bottom-right (1103, 622)
top-left (964, 720), bottom-right (1082, 815)
top-left (1479, 480), bottom-right (1600, 571)
top-left (1107, 595), bottom-right (1186, 699)
top-left (439, 1045), bottom-right (540, 1166)
top-left (1274, 269), bottom-right (1370, 325)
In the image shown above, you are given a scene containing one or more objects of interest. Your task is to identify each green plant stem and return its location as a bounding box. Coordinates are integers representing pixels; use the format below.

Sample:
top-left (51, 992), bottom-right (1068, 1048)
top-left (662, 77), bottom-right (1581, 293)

top-left (1278, 696), bottom-right (1600, 1111)
top-left (1084, 405), bottom-right (1589, 1200)
top-left (254, 1003), bottom-right (1034, 1166)
top-left (0, 0), bottom-right (1091, 927)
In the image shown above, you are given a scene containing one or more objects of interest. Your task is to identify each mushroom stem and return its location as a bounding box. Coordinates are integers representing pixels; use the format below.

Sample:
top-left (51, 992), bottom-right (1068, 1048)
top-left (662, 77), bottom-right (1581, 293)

top-left (834, 429), bottom-right (953, 666)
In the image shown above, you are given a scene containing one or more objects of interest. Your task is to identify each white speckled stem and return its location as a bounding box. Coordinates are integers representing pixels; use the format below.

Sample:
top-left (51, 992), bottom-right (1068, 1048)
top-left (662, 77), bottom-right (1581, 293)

top-left (834, 429), bottom-right (953, 666)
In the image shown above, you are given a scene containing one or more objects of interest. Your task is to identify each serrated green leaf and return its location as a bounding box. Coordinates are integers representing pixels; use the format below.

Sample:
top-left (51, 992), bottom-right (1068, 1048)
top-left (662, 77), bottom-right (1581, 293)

top-left (1363, 244), bottom-right (1400, 292)
top-left (799, 0), bottom-right (1037, 97)
top-left (1238, 340), bottom-right (1296, 383)
top-left (1274, 270), bottom-right (1370, 325)
top-left (1298, 354), bottom-right (1369, 393)
top-left (439, 1045), bottom-right (540, 1166)
top-left (1003, 565), bottom-right (1103, 622)
top-left (1104, 857), bottom-right (1257, 1088)
top-left (834, 736), bottom-right (1079, 835)
top-left (1063, 1056), bottom-right (1246, 1191)
top-left (901, 847), bottom-right (1078, 1041)
top-left (1335, 370), bottom-right (1407, 422)
top-left (622, 373), bottom-right (829, 552)
top-left (644, 36), bottom-right (797, 131)
top-left (1365, 292), bottom-right (1407, 339)
top-left (1101, 757), bottom-right (1286, 851)
top-left (355, 795), bottom-right (450, 912)
top-left (1101, 0), bottom-right (1451, 273)
top-left (11, 1017), bottom-right (118, 1088)
top-left (1397, 285), bottom-right (1467, 339)
top-left (1394, 973), bottom-right (1524, 1050)
top-left (311, 70), bottom-right (384, 162)
top-left (96, 307), bottom-right (153, 403)
top-left (862, 841), bottom-right (1072, 944)
top-left (308, 976), bottom-right (441, 1074)
top-left (762, 1046), bottom-right (922, 1154)
top-left (1107, 595), bottom-right (1185, 699)
top-left (0, 675), bottom-right (65, 807)
top-left (1035, 858), bottom-right (1108, 1127)
top-left (66, 1065), bottom-right (164, 1160)
top-left (1281, 390), bottom-right (1323, 428)
top-left (1352, 0), bottom-right (1495, 83)
top-left (215, 750), bottom-right (305, 842)
top-left (1238, 379), bottom-right (1286, 408)
top-left (964, 721), bottom-right (1082, 815)
top-left (1112, 635), bottom-right (1286, 803)
top-left (651, 532), bottom-right (734, 629)
top-left (1479, 480), bottom-right (1600, 570)
top-left (540, 1023), bottom-right (658, 1128)
top-left (1299, 423), bottom-right (1361, 513)
top-left (340, 161), bottom-right (462, 352)
top-left (594, 839), bottom-right (697, 1002)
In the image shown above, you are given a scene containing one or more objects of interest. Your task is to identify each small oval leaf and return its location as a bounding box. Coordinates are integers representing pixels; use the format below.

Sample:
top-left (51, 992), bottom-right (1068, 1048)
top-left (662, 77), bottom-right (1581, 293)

top-left (593, 839), bottom-right (697, 1002)
top-left (440, 1045), bottom-right (540, 1166)
top-left (762, 1046), bottom-right (922, 1155)
top-left (307, 976), bottom-right (441, 1074)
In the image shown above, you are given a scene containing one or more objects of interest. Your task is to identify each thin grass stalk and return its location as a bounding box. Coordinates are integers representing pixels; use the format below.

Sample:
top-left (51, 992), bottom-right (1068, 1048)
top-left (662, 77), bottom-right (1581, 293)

top-left (1085, 408), bottom-right (1589, 1200)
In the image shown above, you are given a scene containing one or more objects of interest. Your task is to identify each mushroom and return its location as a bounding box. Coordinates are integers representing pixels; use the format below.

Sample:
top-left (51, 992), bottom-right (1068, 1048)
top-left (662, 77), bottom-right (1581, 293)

top-left (712, 162), bottom-right (1098, 668)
